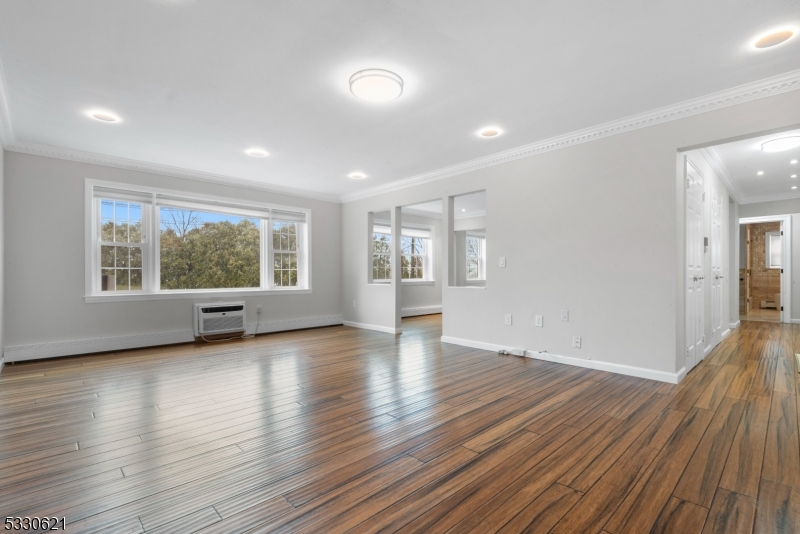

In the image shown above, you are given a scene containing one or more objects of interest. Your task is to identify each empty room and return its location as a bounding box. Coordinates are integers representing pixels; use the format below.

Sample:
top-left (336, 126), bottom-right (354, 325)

top-left (1, 1), bottom-right (800, 532)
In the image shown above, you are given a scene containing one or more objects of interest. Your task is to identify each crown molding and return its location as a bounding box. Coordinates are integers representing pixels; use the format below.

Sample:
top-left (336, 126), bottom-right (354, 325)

top-left (698, 146), bottom-right (745, 205)
top-left (341, 69), bottom-right (800, 203)
top-left (5, 141), bottom-right (341, 203)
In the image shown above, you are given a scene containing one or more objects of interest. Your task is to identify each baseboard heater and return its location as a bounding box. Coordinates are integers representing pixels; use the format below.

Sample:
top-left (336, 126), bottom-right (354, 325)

top-left (194, 302), bottom-right (246, 337)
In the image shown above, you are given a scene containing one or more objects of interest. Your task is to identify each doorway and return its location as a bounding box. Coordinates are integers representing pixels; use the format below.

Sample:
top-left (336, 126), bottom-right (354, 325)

top-left (739, 217), bottom-right (789, 323)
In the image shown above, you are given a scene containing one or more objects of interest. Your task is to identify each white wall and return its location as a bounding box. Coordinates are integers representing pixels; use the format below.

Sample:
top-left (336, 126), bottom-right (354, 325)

top-left (740, 199), bottom-right (800, 322)
top-left (3, 152), bottom-right (342, 360)
top-left (341, 89), bottom-right (800, 380)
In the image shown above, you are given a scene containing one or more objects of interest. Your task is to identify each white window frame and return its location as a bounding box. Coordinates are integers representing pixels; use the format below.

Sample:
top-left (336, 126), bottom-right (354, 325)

top-left (766, 231), bottom-right (782, 269)
top-left (373, 220), bottom-right (435, 285)
top-left (466, 233), bottom-right (486, 283)
top-left (85, 179), bottom-right (312, 303)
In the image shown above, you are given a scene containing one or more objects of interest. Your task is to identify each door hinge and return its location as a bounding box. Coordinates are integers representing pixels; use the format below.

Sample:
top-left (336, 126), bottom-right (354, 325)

top-left (781, 231), bottom-right (784, 235)
top-left (781, 268), bottom-right (784, 273)
top-left (781, 306), bottom-right (784, 311)
top-left (702, 336), bottom-right (705, 343)
top-left (702, 192), bottom-right (706, 201)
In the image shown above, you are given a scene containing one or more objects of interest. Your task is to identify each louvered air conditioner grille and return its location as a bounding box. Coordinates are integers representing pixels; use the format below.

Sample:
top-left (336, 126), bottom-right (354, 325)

top-left (203, 315), bottom-right (245, 334)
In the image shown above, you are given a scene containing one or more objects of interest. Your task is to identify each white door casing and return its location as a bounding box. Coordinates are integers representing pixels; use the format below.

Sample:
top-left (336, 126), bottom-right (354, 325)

top-left (710, 185), bottom-right (723, 347)
top-left (685, 158), bottom-right (704, 372)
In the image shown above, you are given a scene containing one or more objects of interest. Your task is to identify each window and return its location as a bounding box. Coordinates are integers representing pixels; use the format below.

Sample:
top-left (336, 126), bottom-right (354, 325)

top-left (87, 182), bottom-right (309, 300)
top-left (373, 230), bottom-right (392, 281)
top-left (466, 234), bottom-right (485, 280)
top-left (372, 222), bottom-right (433, 282)
top-left (766, 231), bottom-right (781, 269)
top-left (273, 222), bottom-right (299, 287)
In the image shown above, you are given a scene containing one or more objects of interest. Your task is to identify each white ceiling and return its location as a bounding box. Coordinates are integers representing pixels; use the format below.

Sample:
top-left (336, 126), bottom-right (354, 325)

top-left (1, 1), bottom-right (799, 200)
top-left (710, 129), bottom-right (800, 204)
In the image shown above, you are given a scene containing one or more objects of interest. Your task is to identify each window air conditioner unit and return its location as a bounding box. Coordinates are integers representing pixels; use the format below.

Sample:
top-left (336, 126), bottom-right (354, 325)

top-left (194, 302), bottom-right (246, 337)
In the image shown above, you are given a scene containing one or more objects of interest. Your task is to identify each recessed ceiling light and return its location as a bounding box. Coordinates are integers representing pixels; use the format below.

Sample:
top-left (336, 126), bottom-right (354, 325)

top-left (349, 69), bottom-right (403, 102)
top-left (88, 110), bottom-right (120, 123)
top-left (477, 126), bottom-right (503, 138)
top-left (757, 171), bottom-right (764, 175)
top-left (348, 172), bottom-right (367, 179)
top-left (792, 160), bottom-right (798, 164)
top-left (752, 28), bottom-right (795, 49)
top-left (461, 208), bottom-right (466, 212)
top-left (761, 137), bottom-right (800, 152)
top-left (792, 186), bottom-right (797, 190)
top-left (245, 148), bottom-right (268, 157)
top-left (793, 175), bottom-right (798, 178)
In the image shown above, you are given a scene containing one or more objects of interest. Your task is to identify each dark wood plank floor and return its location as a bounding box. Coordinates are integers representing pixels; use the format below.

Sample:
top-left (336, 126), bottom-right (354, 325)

top-left (1, 316), bottom-right (798, 533)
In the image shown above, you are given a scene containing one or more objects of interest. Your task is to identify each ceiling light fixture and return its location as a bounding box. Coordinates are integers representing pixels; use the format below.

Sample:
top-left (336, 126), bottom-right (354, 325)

top-left (761, 137), bottom-right (800, 152)
top-left (793, 175), bottom-right (798, 178)
top-left (88, 110), bottom-right (121, 123)
top-left (793, 186), bottom-right (798, 190)
top-left (477, 126), bottom-right (503, 138)
top-left (752, 28), bottom-right (795, 49)
top-left (757, 171), bottom-right (764, 175)
top-left (461, 208), bottom-right (466, 212)
top-left (792, 160), bottom-right (798, 164)
top-left (349, 69), bottom-right (403, 102)
top-left (245, 148), bottom-right (268, 157)
top-left (348, 172), bottom-right (367, 179)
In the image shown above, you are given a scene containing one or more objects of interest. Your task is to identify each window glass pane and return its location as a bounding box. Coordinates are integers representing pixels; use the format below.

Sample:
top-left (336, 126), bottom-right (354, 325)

top-left (116, 268), bottom-right (130, 291)
top-left (115, 246), bottom-right (129, 268)
top-left (101, 219), bottom-right (114, 242)
top-left (101, 245), bottom-right (115, 268)
top-left (101, 200), bottom-right (114, 220)
top-left (115, 221), bottom-right (129, 243)
top-left (160, 207), bottom-right (260, 289)
top-left (101, 269), bottom-right (116, 291)
top-left (130, 247), bottom-right (142, 269)
top-left (130, 269), bottom-right (143, 291)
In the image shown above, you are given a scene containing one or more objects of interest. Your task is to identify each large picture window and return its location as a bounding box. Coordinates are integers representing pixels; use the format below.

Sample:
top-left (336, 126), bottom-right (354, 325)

top-left (87, 182), bottom-right (309, 300)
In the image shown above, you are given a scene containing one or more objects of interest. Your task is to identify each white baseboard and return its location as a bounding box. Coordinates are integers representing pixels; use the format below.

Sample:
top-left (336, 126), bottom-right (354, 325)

top-left (791, 319), bottom-right (800, 324)
top-left (721, 328), bottom-right (731, 341)
top-left (704, 344), bottom-right (714, 357)
top-left (676, 366), bottom-right (688, 383)
top-left (440, 335), bottom-right (683, 384)
top-left (3, 314), bottom-right (344, 363)
top-left (401, 305), bottom-right (442, 318)
top-left (0, 356), bottom-right (4, 374)
top-left (729, 320), bottom-right (741, 328)
top-left (343, 321), bottom-right (401, 334)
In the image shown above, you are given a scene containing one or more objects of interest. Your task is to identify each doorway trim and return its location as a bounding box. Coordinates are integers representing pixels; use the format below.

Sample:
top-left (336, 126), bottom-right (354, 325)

top-left (739, 215), bottom-right (792, 324)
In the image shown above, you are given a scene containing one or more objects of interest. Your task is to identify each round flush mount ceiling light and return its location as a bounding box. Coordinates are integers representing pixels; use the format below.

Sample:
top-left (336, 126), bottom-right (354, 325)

top-left (88, 110), bottom-right (121, 123)
top-left (761, 137), bottom-right (800, 152)
top-left (792, 160), bottom-right (799, 164)
top-left (757, 171), bottom-right (764, 175)
top-left (245, 148), bottom-right (268, 157)
top-left (752, 28), bottom-right (795, 49)
top-left (348, 172), bottom-right (367, 179)
top-left (477, 126), bottom-right (502, 138)
top-left (349, 69), bottom-right (403, 102)
top-left (793, 186), bottom-right (797, 190)
top-left (793, 174), bottom-right (798, 178)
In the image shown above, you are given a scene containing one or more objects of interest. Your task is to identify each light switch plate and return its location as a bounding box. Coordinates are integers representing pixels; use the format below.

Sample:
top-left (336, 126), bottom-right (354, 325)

top-left (505, 314), bottom-right (512, 326)
top-left (573, 336), bottom-right (581, 348)
top-left (561, 310), bottom-right (569, 322)
top-left (499, 257), bottom-right (506, 268)
top-left (535, 315), bottom-right (543, 327)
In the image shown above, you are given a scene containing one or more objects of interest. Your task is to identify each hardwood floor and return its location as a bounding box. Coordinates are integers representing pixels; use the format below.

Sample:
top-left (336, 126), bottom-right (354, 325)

top-left (0, 315), bottom-right (798, 533)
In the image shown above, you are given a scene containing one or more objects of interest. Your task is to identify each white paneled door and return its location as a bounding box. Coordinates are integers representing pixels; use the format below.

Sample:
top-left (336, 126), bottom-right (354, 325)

top-left (710, 185), bottom-right (723, 346)
top-left (685, 159), bottom-right (705, 372)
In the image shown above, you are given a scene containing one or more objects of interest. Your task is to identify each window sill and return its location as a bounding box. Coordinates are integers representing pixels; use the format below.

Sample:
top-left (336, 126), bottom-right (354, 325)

top-left (402, 280), bottom-right (435, 286)
top-left (85, 287), bottom-right (312, 303)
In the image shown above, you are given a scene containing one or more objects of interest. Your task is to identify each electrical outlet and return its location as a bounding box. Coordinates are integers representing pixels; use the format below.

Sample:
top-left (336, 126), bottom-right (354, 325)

top-left (561, 310), bottom-right (569, 322)
top-left (257, 305), bottom-right (262, 315)
top-left (505, 314), bottom-right (512, 326)
top-left (353, 300), bottom-right (357, 308)
top-left (573, 336), bottom-right (581, 348)
top-left (499, 257), bottom-right (506, 268)
top-left (535, 315), bottom-right (543, 327)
